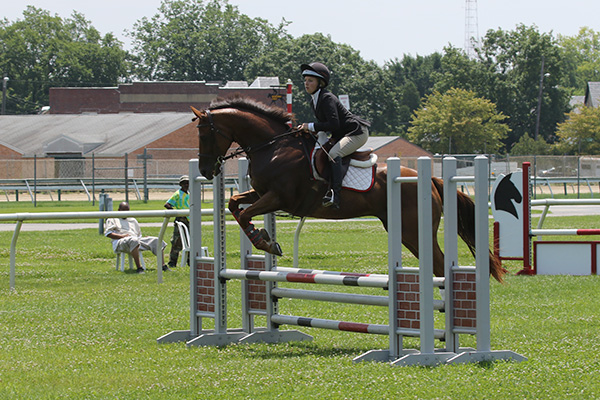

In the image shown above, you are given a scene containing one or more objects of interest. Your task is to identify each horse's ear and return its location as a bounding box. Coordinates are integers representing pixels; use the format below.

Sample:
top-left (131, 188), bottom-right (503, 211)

top-left (190, 106), bottom-right (203, 118)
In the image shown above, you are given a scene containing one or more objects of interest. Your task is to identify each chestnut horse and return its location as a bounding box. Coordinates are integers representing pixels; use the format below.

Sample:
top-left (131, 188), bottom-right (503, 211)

top-left (192, 97), bottom-right (503, 281)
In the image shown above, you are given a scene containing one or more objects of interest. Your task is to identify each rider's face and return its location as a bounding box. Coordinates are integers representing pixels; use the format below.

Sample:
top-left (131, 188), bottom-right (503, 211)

top-left (304, 76), bottom-right (320, 95)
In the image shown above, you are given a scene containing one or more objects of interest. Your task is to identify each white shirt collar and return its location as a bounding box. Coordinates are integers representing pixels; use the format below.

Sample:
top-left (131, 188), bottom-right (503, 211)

top-left (311, 89), bottom-right (321, 108)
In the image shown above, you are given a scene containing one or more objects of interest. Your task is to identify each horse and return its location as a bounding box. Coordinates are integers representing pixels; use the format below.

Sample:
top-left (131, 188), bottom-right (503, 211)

top-left (191, 97), bottom-right (504, 282)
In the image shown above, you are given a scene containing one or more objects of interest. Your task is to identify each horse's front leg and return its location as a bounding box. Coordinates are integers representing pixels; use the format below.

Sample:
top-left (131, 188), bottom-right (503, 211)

top-left (228, 189), bottom-right (283, 256)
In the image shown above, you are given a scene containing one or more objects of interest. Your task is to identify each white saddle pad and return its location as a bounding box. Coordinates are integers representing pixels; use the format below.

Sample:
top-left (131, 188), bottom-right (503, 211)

top-left (310, 143), bottom-right (377, 192)
top-left (342, 164), bottom-right (376, 192)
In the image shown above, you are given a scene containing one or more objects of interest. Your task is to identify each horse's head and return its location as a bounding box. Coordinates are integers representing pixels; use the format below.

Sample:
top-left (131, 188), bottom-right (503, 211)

top-left (191, 106), bottom-right (234, 180)
top-left (192, 97), bottom-right (294, 179)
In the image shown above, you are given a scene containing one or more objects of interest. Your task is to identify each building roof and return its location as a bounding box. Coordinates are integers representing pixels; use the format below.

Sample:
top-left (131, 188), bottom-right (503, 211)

top-left (0, 113), bottom-right (192, 157)
top-left (585, 82), bottom-right (600, 108)
top-left (364, 136), bottom-right (432, 158)
top-left (0, 111), bottom-right (429, 161)
top-left (361, 136), bottom-right (397, 151)
top-left (570, 95), bottom-right (585, 110)
top-left (249, 77), bottom-right (280, 88)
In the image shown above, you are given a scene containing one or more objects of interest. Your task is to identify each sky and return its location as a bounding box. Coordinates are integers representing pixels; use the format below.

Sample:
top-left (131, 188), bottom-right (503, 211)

top-left (3, 0), bottom-right (600, 65)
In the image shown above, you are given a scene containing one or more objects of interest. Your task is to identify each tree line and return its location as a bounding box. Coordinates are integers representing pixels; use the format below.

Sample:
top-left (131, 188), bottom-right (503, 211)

top-left (1, 0), bottom-right (600, 155)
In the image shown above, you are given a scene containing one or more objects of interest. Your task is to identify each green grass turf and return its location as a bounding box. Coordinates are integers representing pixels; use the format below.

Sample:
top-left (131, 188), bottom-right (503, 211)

top-left (1, 213), bottom-right (599, 398)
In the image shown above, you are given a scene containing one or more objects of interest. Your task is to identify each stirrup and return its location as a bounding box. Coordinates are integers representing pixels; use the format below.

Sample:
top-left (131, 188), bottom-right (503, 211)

top-left (322, 189), bottom-right (339, 209)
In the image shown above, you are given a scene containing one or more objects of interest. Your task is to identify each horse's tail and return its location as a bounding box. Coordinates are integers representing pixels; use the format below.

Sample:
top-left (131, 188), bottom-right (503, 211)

top-left (432, 177), bottom-right (505, 283)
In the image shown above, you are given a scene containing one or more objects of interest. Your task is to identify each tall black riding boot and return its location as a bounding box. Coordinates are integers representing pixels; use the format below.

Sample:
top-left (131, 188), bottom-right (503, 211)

top-left (322, 156), bottom-right (342, 209)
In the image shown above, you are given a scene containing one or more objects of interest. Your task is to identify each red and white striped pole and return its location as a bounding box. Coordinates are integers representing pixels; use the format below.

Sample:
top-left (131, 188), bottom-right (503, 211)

top-left (517, 162), bottom-right (534, 275)
top-left (286, 79), bottom-right (292, 114)
top-left (286, 79), bottom-right (293, 127)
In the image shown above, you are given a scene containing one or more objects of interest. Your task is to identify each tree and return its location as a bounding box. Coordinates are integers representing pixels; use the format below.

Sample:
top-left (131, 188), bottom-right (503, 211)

top-left (558, 27), bottom-right (600, 94)
top-left (407, 88), bottom-right (509, 154)
top-left (0, 7), bottom-right (129, 114)
top-left (394, 81), bottom-right (421, 134)
top-left (128, 0), bottom-right (289, 81)
top-left (382, 53), bottom-right (444, 134)
top-left (474, 24), bottom-right (571, 147)
top-left (385, 53), bottom-right (443, 98)
top-left (510, 135), bottom-right (551, 155)
top-left (432, 46), bottom-right (489, 94)
top-left (555, 105), bottom-right (600, 154)
top-left (429, 26), bottom-right (572, 151)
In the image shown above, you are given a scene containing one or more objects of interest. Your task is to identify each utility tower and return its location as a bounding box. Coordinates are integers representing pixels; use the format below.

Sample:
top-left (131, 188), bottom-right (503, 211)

top-left (464, 0), bottom-right (479, 58)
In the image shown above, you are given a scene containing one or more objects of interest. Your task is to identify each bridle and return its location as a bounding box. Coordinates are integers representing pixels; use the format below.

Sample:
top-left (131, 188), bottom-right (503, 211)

top-left (196, 110), bottom-right (231, 158)
top-left (195, 108), bottom-right (301, 175)
top-left (195, 109), bottom-right (240, 175)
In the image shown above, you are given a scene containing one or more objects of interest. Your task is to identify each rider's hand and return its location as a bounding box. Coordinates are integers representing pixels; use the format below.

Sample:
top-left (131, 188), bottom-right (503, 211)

top-left (295, 124), bottom-right (308, 136)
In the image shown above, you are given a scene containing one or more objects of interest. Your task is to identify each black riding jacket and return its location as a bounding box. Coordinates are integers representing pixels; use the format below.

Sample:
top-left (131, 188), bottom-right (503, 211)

top-left (310, 89), bottom-right (370, 142)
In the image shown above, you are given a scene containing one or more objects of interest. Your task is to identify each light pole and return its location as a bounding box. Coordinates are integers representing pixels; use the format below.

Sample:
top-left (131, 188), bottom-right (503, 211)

top-left (534, 57), bottom-right (547, 141)
top-left (1, 77), bottom-right (8, 115)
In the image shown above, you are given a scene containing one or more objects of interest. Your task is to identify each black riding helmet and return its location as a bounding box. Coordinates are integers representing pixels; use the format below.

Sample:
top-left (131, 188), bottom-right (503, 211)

top-left (301, 62), bottom-right (331, 87)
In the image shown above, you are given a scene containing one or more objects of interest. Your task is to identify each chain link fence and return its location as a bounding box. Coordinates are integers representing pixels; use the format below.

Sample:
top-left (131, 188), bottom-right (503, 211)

top-left (4, 154), bottom-right (600, 181)
top-left (0, 149), bottom-right (244, 203)
top-left (1, 152), bottom-right (600, 202)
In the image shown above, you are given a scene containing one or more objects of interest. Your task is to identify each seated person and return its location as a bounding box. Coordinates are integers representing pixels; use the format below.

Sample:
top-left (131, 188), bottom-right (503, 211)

top-left (104, 201), bottom-right (168, 274)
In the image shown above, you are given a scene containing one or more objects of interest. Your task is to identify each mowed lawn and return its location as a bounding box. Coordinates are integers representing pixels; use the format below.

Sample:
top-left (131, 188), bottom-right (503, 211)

top-left (1, 208), bottom-right (599, 399)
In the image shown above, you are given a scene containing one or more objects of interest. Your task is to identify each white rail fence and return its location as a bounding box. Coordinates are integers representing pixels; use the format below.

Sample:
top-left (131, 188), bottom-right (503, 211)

top-left (1, 209), bottom-right (191, 290)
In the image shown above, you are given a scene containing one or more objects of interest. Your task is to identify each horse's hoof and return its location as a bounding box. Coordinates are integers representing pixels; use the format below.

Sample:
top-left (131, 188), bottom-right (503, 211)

top-left (259, 228), bottom-right (271, 242)
top-left (269, 242), bottom-right (283, 257)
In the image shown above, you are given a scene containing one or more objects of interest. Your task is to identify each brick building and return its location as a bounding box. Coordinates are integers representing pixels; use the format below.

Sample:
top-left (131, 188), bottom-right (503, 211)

top-left (0, 78), bottom-right (430, 179)
top-left (49, 78), bottom-right (286, 114)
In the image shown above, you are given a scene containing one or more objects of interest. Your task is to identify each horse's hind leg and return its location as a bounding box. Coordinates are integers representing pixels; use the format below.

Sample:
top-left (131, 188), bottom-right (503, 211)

top-left (432, 239), bottom-right (445, 277)
top-left (400, 236), bottom-right (445, 278)
top-left (430, 197), bottom-right (446, 277)
top-left (399, 198), bottom-right (446, 277)
top-left (228, 189), bottom-right (283, 256)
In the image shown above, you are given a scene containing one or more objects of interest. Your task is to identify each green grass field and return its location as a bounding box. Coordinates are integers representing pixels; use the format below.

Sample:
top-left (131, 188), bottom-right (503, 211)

top-left (1, 205), bottom-right (600, 399)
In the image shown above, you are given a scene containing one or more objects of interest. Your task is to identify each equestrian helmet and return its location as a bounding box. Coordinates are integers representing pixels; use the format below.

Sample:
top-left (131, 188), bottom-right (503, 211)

top-left (301, 62), bottom-right (330, 87)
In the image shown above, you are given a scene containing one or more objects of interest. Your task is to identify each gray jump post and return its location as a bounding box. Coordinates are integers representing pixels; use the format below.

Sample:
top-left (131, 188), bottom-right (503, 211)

top-left (158, 156), bottom-right (526, 366)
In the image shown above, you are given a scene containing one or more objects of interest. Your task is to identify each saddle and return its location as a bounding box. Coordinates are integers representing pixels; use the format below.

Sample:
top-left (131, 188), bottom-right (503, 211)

top-left (310, 140), bottom-right (377, 192)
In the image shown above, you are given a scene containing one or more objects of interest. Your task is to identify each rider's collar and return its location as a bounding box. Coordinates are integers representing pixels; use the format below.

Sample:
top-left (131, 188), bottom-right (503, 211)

top-left (311, 89), bottom-right (321, 108)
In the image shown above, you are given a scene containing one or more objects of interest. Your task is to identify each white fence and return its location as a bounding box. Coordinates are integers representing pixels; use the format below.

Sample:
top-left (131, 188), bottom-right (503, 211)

top-left (1, 209), bottom-right (189, 290)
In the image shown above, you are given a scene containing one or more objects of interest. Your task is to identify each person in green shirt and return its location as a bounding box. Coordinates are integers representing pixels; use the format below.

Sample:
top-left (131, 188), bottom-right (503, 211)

top-left (164, 175), bottom-right (189, 268)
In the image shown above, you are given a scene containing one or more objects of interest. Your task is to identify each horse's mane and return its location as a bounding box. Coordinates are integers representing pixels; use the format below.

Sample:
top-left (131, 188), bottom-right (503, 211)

top-left (209, 96), bottom-right (293, 125)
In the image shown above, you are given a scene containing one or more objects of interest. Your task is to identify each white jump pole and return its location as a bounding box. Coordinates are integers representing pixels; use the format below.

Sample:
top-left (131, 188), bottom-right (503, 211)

top-left (443, 157), bottom-right (459, 352)
top-left (475, 155), bottom-right (492, 353)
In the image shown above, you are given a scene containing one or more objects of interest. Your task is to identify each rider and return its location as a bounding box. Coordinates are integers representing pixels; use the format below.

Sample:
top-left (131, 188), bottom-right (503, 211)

top-left (297, 62), bottom-right (370, 209)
